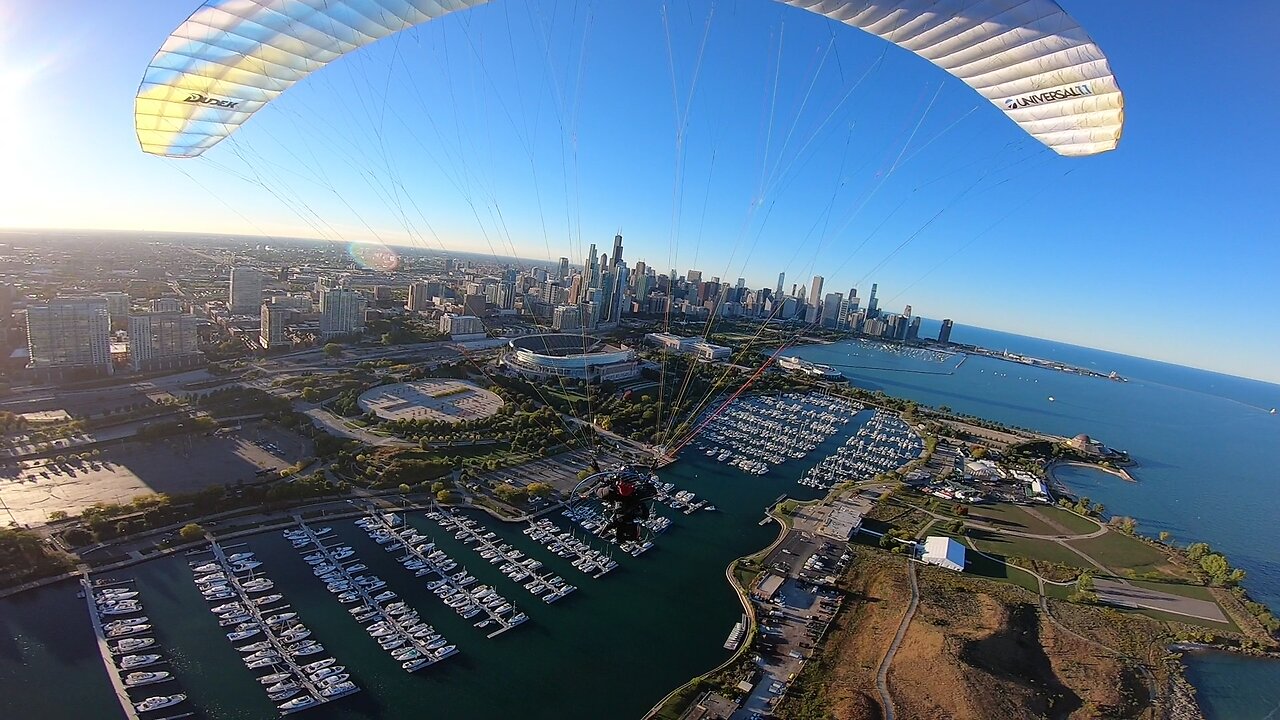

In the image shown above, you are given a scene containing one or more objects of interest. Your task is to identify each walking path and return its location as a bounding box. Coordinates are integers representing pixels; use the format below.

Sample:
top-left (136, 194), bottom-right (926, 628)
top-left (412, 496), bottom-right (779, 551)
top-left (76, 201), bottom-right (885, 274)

top-left (875, 561), bottom-right (918, 720)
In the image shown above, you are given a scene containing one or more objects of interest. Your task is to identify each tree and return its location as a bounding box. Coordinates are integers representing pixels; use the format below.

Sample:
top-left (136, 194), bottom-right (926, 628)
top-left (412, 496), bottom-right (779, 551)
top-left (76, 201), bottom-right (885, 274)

top-left (1158, 531), bottom-right (1172, 544)
top-left (179, 523), bottom-right (204, 541)
top-left (397, 483), bottom-right (412, 495)
top-left (323, 343), bottom-right (343, 358)
top-left (436, 489), bottom-right (456, 503)
top-left (527, 482), bottom-right (553, 499)
top-left (1187, 542), bottom-right (1211, 561)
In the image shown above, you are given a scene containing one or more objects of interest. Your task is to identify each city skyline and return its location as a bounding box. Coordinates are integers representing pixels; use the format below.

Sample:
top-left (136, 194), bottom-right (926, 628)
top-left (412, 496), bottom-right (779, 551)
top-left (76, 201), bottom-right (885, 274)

top-left (1, 2), bottom-right (1277, 382)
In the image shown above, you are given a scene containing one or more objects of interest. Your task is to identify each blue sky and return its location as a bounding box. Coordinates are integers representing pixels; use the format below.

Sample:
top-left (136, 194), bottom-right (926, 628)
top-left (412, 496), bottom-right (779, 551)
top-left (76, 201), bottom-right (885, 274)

top-left (2, 1), bottom-right (1277, 383)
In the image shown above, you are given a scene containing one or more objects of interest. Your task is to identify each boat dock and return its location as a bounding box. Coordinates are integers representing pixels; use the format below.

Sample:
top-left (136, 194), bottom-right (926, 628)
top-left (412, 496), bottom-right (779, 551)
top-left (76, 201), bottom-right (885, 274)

top-left (428, 509), bottom-right (577, 604)
top-left (290, 520), bottom-right (457, 671)
top-left (524, 518), bottom-right (617, 579)
top-left (80, 576), bottom-right (144, 720)
top-left (193, 538), bottom-right (359, 713)
top-left (361, 511), bottom-right (526, 639)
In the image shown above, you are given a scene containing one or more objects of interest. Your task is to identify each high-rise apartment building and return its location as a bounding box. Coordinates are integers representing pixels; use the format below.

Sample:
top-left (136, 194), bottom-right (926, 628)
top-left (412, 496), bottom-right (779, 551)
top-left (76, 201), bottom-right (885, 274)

top-left (319, 289), bottom-right (365, 338)
top-left (100, 291), bottom-right (130, 329)
top-left (229, 267), bottom-right (263, 314)
top-left (938, 319), bottom-right (954, 344)
top-left (407, 282), bottom-right (433, 311)
top-left (776, 272), bottom-right (785, 298)
top-left (260, 304), bottom-right (290, 349)
top-left (26, 297), bottom-right (112, 373)
top-left (149, 297), bottom-right (183, 313)
top-left (129, 312), bottom-right (201, 370)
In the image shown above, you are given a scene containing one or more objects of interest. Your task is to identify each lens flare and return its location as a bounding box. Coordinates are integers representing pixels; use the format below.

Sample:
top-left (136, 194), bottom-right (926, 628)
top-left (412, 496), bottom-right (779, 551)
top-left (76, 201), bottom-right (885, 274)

top-left (347, 241), bottom-right (400, 271)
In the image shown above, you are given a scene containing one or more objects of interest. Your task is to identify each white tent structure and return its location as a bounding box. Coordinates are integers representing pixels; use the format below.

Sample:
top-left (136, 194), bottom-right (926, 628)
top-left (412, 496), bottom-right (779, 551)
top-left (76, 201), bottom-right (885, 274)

top-left (921, 536), bottom-right (967, 572)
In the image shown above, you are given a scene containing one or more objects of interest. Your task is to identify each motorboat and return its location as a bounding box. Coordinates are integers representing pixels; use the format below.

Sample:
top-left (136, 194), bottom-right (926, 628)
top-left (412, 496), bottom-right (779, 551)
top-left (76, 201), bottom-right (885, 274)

top-left (107, 623), bottom-right (151, 638)
top-left (300, 658), bottom-right (335, 673)
top-left (124, 671), bottom-right (171, 687)
top-left (133, 694), bottom-right (186, 713)
top-left (253, 594), bottom-right (283, 606)
top-left (278, 695), bottom-right (318, 713)
top-left (111, 637), bottom-right (155, 654)
top-left (258, 671), bottom-right (293, 685)
top-left (237, 640), bottom-right (273, 653)
top-left (227, 628), bottom-right (261, 642)
top-left (319, 681), bottom-right (357, 698)
top-left (310, 665), bottom-right (346, 681)
top-left (118, 654), bottom-right (161, 670)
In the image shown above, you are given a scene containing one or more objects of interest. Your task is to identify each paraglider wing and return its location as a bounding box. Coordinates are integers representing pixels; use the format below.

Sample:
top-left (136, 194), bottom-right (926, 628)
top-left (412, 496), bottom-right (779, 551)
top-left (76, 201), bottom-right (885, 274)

top-left (135, 0), bottom-right (490, 158)
top-left (782, 0), bottom-right (1124, 156)
top-left (136, 0), bottom-right (1122, 159)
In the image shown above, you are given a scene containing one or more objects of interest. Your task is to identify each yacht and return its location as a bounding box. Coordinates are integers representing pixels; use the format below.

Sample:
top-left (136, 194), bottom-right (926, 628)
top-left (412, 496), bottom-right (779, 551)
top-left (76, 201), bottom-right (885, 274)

top-left (111, 637), bottom-right (155, 654)
top-left (118, 654), bottom-right (161, 670)
top-left (133, 694), bottom-right (186, 713)
top-left (123, 671), bottom-right (171, 687)
top-left (278, 695), bottom-right (319, 713)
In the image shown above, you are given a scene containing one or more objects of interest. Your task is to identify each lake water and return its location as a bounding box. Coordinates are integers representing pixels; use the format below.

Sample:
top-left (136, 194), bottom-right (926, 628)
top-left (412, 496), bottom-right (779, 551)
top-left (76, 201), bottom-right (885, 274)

top-left (786, 322), bottom-right (1280, 718)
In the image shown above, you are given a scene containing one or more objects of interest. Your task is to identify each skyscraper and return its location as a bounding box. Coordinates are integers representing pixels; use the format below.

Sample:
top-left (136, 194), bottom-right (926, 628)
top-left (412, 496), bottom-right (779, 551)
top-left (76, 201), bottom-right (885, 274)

top-left (938, 319), bottom-right (954, 344)
top-left (907, 315), bottom-right (922, 341)
top-left (260, 304), bottom-right (290, 349)
top-left (776, 272), bottom-right (785, 299)
top-left (100, 291), bottom-right (130, 329)
top-left (229, 267), bottom-right (263, 314)
top-left (867, 283), bottom-right (879, 315)
top-left (611, 234), bottom-right (624, 269)
top-left (26, 297), bottom-right (112, 373)
top-left (407, 282), bottom-right (433, 311)
top-left (903, 304), bottom-right (912, 318)
top-left (129, 312), bottom-right (201, 370)
top-left (149, 298), bottom-right (183, 313)
top-left (557, 257), bottom-right (570, 280)
top-left (810, 275), bottom-right (825, 304)
top-left (583, 242), bottom-right (598, 290)
top-left (821, 292), bottom-right (843, 329)
top-left (319, 289), bottom-right (365, 338)
top-left (686, 270), bottom-right (702, 285)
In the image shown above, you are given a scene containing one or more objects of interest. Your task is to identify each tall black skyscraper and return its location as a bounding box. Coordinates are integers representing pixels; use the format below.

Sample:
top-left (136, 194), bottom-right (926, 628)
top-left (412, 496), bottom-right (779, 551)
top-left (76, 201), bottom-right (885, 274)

top-left (611, 234), bottom-right (624, 270)
top-left (939, 318), bottom-right (954, 344)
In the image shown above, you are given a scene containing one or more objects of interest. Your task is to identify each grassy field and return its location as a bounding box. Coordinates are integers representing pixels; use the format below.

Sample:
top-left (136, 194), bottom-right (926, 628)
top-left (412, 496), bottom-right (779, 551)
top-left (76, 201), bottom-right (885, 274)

top-left (958, 542), bottom-right (1042, 594)
top-left (965, 502), bottom-right (1065, 536)
top-left (967, 529), bottom-right (1091, 569)
top-left (1034, 506), bottom-right (1102, 535)
top-left (1125, 578), bottom-right (1218, 603)
top-left (1066, 532), bottom-right (1187, 579)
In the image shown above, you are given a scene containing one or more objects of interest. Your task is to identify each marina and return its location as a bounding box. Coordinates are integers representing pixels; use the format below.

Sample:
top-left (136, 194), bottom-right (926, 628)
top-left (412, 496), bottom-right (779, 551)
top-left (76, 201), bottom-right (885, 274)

top-left (427, 509), bottom-right (577, 604)
top-left (524, 518), bottom-right (620, 578)
top-left (694, 392), bottom-right (863, 474)
top-left (287, 520), bottom-right (458, 673)
top-left (80, 576), bottom-right (190, 720)
top-left (357, 510), bottom-right (528, 638)
top-left (798, 409), bottom-right (923, 489)
top-left (188, 538), bottom-right (360, 714)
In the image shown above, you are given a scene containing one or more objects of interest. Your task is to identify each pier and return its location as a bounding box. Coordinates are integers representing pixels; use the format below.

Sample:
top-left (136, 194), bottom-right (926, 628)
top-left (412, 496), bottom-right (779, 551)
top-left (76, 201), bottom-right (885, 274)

top-left (80, 576), bottom-right (143, 720)
top-left (361, 510), bottom-right (526, 639)
top-left (193, 538), bottom-right (359, 713)
top-left (524, 518), bottom-right (617, 579)
top-left (429, 509), bottom-right (576, 603)
top-left (290, 520), bottom-right (456, 671)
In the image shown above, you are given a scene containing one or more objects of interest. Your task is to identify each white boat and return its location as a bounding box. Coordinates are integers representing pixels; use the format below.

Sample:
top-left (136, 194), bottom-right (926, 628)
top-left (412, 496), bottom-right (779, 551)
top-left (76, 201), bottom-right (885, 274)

top-left (124, 671), bottom-right (171, 687)
top-left (111, 637), bottom-right (155, 654)
top-left (258, 671), bottom-right (293, 684)
top-left (134, 694), bottom-right (186, 713)
top-left (278, 695), bottom-right (319, 713)
top-left (118, 654), bottom-right (161, 670)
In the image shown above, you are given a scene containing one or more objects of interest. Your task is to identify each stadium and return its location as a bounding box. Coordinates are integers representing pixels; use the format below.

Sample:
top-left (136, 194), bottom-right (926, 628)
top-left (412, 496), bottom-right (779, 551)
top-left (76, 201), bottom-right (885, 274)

top-left (502, 334), bottom-right (639, 383)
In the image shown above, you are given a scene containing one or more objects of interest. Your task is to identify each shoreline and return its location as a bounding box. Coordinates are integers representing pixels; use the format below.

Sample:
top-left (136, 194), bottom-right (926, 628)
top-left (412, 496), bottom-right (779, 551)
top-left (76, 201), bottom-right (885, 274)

top-left (1049, 459), bottom-right (1137, 484)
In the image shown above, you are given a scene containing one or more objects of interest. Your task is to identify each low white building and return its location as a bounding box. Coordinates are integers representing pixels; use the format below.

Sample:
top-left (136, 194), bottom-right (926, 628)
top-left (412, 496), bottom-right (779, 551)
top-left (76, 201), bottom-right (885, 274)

top-left (920, 536), bottom-right (966, 572)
